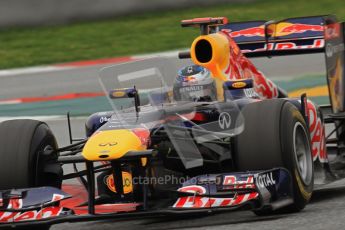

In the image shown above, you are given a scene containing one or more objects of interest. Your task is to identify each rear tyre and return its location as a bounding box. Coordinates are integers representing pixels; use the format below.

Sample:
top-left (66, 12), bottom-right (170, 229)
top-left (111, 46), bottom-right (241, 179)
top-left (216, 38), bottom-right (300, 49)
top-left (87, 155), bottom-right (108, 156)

top-left (235, 99), bottom-right (313, 214)
top-left (0, 119), bottom-right (62, 189)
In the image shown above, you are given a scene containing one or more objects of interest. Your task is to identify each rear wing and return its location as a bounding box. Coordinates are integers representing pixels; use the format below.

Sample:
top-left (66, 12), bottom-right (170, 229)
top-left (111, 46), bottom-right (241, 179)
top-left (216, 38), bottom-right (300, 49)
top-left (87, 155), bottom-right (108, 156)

top-left (220, 15), bottom-right (345, 113)
top-left (220, 15), bottom-right (341, 57)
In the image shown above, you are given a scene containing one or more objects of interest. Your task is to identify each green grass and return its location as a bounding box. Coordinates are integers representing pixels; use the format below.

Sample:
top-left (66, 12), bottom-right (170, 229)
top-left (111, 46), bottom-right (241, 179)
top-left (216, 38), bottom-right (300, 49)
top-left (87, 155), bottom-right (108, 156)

top-left (0, 0), bottom-right (344, 69)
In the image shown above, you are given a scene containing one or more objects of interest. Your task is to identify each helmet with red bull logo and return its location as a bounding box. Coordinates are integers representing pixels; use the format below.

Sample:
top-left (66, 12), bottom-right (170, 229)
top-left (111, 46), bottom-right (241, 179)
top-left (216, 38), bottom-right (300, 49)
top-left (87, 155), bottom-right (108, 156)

top-left (173, 65), bottom-right (216, 102)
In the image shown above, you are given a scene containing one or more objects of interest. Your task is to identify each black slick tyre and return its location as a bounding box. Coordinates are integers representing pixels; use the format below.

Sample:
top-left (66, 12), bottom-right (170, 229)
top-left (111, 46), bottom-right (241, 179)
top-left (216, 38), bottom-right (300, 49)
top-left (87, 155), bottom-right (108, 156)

top-left (0, 119), bottom-right (62, 189)
top-left (235, 99), bottom-right (313, 214)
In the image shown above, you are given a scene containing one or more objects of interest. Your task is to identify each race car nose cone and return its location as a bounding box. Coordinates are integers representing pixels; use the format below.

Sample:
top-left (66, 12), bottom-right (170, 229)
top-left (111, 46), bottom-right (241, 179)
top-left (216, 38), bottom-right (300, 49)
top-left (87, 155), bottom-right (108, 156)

top-left (82, 129), bottom-right (145, 161)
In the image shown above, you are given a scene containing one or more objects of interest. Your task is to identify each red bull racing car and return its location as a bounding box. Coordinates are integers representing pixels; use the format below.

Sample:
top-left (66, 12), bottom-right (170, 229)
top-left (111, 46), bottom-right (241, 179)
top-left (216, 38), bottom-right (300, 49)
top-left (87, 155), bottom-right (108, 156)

top-left (0, 15), bottom-right (345, 229)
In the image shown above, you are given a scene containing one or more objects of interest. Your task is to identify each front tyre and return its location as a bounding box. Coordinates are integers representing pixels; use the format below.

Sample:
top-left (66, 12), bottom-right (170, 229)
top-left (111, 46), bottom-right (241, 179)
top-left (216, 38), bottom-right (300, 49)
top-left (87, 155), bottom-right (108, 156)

top-left (235, 99), bottom-right (313, 213)
top-left (0, 119), bottom-right (62, 189)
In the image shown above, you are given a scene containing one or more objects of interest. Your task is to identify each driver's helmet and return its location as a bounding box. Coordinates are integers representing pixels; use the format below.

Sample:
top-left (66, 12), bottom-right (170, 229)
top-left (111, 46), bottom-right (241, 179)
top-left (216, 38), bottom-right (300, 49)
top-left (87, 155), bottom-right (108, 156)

top-left (173, 65), bottom-right (217, 102)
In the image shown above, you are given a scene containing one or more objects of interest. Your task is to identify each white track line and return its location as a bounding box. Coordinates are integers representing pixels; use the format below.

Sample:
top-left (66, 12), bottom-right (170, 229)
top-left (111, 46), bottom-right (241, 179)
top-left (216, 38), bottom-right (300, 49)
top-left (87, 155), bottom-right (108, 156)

top-left (133, 50), bottom-right (186, 59)
top-left (0, 116), bottom-right (65, 122)
top-left (0, 50), bottom-right (186, 77)
top-left (0, 66), bottom-right (74, 77)
top-left (0, 99), bottom-right (22, 105)
top-left (0, 116), bottom-right (89, 122)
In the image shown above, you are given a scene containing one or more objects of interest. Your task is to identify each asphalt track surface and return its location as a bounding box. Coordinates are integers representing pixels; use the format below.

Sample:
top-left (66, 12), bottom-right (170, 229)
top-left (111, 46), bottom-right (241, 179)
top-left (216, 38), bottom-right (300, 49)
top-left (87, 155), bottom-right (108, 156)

top-left (0, 53), bottom-right (326, 100)
top-left (50, 187), bottom-right (345, 230)
top-left (2, 54), bottom-right (345, 230)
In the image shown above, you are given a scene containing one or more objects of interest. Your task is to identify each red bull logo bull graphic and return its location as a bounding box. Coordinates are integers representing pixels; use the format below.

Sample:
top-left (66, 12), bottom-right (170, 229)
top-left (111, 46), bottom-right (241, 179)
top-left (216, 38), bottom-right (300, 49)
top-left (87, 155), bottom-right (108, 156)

top-left (230, 26), bottom-right (265, 38)
top-left (229, 23), bottom-right (323, 38)
top-left (274, 23), bottom-right (323, 37)
top-left (0, 207), bottom-right (63, 223)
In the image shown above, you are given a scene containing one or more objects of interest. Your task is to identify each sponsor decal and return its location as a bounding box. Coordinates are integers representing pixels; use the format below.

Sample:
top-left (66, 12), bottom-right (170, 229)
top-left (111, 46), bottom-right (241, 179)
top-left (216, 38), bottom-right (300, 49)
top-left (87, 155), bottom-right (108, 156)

top-left (99, 116), bottom-right (111, 123)
top-left (306, 100), bottom-right (327, 162)
top-left (229, 23), bottom-right (323, 38)
top-left (197, 177), bottom-right (218, 185)
top-left (0, 206), bottom-right (63, 223)
top-left (256, 172), bottom-right (276, 188)
top-left (112, 91), bottom-right (126, 98)
top-left (98, 142), bottom-right (117, 147)
top-left (232, 81), bottom-right (247, 88)
top-left (105, 172), bottom-right (133, 194)
top-left (173, 192), bottom-right (258, 208)
top-left (177, 185), bottom-right (206, 195)
top-left (274, 23), bottom-right (323, 37)
top-left (179, 85), bottom-right (203, 93)
top-left (243, 88), bottom-right (258, 98)
top-left (230, 26), bottom-right (265, 38)
top-left (325, 43), bottom-right (345, 58)
top-left (326, 43), bottom-right (333, 58)
top-left (223, 175), bottom-right (255, 189)
top-left (242, 39), bottom-right (324, 53)
top-left (275, 40), bottom-right (324, 50)
top-left (218, 112), bottom-right (232, 129)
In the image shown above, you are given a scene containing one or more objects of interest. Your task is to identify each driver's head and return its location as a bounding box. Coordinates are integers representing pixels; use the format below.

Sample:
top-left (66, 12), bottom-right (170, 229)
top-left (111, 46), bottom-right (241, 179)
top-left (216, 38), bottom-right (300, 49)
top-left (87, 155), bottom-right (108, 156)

top-left (173, 65), bottom-right (216, 102)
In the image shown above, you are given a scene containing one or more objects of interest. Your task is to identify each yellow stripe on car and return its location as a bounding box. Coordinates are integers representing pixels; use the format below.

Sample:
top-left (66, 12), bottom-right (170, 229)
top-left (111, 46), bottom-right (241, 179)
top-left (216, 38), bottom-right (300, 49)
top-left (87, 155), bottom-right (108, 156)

top-left (288, 85), bottom-right (328, 98)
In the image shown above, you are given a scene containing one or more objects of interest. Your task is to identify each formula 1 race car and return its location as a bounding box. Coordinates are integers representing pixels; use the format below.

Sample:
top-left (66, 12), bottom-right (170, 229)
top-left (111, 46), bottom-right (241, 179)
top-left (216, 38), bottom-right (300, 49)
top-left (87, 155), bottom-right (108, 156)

top-left (0, 15), bottom-right (345, 229)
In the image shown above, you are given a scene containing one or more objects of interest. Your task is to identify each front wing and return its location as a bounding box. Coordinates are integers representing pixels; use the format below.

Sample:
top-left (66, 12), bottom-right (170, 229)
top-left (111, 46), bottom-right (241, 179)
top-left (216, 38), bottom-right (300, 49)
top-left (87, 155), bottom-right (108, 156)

top-left (0, 168), bottom-right (293, 227)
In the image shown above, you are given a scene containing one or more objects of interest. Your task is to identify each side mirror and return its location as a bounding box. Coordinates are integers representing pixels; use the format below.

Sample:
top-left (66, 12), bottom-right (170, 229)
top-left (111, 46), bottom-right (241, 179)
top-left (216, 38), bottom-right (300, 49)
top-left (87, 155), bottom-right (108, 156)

top-left (108, 87), bottom-right (141, 113)
top-left (108, 88), bottom-right (138, 99)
